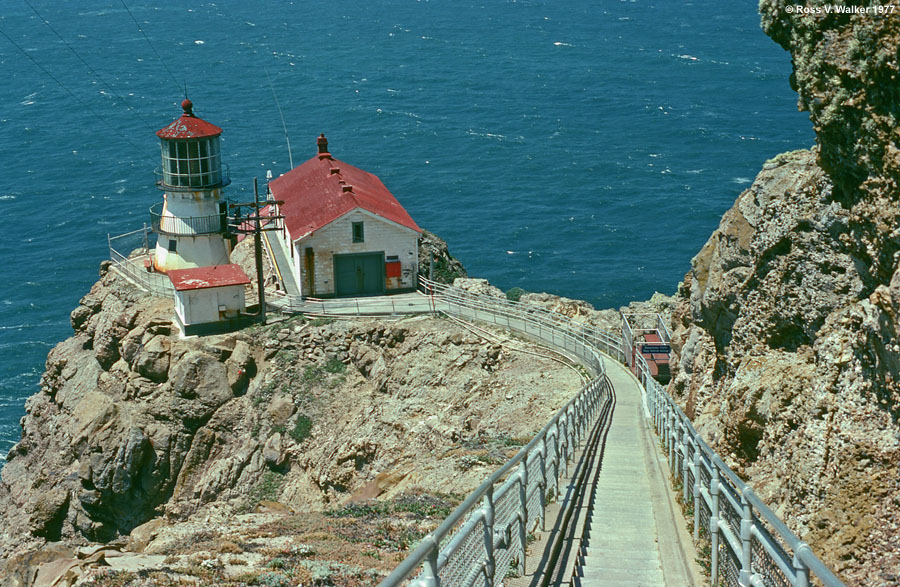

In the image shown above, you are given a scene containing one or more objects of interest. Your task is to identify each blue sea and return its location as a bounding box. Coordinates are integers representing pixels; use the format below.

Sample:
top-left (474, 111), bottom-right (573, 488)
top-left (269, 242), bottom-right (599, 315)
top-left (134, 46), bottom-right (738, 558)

top-left (0, 1), bottom-right (812, 463)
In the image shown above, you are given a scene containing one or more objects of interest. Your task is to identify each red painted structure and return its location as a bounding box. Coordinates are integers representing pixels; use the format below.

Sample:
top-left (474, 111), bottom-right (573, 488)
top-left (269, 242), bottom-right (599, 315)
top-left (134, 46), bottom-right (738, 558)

top-left (269, 134), bottom-right (421, 239)
top-left (156, 99), bottom-right (223, 140)
top-left (168, 263), bottom-right (250, 291)
top-left (637, 332), bottom-right (670, 380)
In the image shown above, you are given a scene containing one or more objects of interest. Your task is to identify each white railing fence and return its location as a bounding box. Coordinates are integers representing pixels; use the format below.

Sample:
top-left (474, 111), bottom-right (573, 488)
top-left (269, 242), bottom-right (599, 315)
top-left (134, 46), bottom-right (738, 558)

top-left (380, 278), bottom-right (843, 587)
top-left (378, 278), bottom-right (613, 586)
top-left (107, 227), bottom-right (174, 297)
top-left (635, 350), bottom-right (842, 587)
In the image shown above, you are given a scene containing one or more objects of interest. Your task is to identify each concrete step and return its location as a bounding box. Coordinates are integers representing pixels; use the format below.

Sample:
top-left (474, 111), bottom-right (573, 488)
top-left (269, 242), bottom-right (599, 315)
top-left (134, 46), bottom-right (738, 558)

top-left (578, 565), bottom-right (665, 585)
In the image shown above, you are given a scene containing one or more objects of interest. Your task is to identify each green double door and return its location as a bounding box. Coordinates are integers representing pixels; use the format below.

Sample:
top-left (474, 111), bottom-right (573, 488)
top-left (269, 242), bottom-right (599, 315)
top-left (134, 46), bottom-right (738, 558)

top-left (333, 252), bottom-right (385, 297)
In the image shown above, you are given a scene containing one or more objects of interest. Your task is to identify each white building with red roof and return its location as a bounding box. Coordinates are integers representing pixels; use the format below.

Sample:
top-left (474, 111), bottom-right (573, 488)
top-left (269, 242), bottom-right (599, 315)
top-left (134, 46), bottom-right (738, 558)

top-left (168, 263), bottom-right (251, 336)
top-left (268, 135), bottom-right (422, 297)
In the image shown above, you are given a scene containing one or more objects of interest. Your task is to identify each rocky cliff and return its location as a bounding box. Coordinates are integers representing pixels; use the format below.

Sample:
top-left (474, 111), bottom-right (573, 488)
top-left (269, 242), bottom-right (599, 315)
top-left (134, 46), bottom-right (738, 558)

top-left (668, 4), bottom-right (900, 583)
top-left (0, 267), bottom-right (584, 585)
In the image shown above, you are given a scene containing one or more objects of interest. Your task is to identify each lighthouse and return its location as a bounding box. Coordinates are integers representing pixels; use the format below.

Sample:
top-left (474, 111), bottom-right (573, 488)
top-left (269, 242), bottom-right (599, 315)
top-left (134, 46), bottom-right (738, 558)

top-left (151, 99), bottom-right (232, 272)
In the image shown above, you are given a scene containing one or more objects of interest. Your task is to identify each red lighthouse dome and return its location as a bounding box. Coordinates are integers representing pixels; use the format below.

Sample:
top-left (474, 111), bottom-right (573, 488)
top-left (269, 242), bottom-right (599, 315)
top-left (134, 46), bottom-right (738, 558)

top-left (156, 99), bottom-right (223, 140)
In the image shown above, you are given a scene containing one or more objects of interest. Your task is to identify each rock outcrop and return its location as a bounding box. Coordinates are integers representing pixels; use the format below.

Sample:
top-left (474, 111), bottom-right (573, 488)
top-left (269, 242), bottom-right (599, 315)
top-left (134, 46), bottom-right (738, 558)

top-left (418, 229), bottom-right (467, 283)
top-left (668, 6), bottom-right (900, 583)
top-left (0, 268), bottom-right (583, 584)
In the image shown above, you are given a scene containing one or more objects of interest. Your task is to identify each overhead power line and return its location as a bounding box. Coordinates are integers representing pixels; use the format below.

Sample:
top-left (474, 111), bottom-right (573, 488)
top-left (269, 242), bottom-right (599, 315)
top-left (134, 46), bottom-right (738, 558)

top-left (22, 0), bottom-right (157, 134)
top-left (0, 23), bottom-right (149, 155)
top-left (119, 0), bottom-right (181, 92)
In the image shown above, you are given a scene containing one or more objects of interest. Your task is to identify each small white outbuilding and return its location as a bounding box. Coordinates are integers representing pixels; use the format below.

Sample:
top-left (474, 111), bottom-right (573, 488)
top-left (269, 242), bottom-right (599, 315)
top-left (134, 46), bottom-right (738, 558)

top-left (168, 263), bottom-right (251, 336)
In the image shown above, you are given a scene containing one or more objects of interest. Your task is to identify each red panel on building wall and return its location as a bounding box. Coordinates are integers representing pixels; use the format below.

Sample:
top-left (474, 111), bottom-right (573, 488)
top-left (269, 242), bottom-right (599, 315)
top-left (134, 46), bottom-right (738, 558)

top-left (385, 260), bottom-right (402, 278)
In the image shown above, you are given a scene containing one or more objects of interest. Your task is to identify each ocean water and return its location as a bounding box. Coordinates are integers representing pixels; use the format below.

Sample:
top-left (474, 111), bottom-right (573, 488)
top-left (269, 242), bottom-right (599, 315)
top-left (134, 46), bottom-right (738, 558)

top-left (0, 1), bottom-right (812, 463)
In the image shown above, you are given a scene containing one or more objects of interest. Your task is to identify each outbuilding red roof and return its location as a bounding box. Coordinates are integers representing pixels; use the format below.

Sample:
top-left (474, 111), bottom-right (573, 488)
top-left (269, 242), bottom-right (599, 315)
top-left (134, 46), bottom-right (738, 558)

top-left (269, 135), bottom-right (422, 240)
top-left (156, 99), bottom-right (223, 140)
top-left (168, 263), bottom-right (251, 291)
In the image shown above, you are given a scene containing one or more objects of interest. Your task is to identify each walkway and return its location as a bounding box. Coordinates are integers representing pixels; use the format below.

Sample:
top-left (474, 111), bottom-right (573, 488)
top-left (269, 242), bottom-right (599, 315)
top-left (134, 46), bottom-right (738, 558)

top-left (262, 230), bottom-right (300, 297)
top-left (267, 292), bottom-right (433, 315)
top-left (574, 360), bottom-right (699, 586)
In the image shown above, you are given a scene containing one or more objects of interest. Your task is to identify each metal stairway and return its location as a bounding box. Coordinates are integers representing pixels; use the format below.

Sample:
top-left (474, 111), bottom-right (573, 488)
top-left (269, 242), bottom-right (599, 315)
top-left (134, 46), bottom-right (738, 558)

top-left (574, 363), bottom-right (667, 586)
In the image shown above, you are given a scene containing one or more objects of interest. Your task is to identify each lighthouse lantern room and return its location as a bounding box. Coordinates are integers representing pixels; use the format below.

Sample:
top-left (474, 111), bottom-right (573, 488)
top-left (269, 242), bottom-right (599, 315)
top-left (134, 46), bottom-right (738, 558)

top-left (151, 99), bottom-right (233, 272)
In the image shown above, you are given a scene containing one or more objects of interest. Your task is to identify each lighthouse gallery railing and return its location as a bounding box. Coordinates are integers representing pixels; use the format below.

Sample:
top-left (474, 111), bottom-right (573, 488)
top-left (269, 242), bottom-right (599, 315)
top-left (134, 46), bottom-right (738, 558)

top-left (378, 278), bottom-right (842, 587)
top-left (148, 202), bottom-right (227, 237)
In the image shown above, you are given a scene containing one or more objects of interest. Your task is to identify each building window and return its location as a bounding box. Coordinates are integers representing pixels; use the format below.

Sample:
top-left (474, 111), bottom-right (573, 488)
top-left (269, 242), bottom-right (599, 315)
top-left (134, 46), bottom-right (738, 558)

top-left (168, 239), bottom-right (177, 252)
top-left (352, 222), bottom-right (364, 243)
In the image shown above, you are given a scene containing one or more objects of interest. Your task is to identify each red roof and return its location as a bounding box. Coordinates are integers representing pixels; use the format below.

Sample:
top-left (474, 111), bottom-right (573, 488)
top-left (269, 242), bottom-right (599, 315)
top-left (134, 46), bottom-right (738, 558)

top-left (156, 99), bottom-right (223, 140)
top-left (168, 264), bottom-right (251, 291)
top-left (269, 138), bottom-right (421, 239)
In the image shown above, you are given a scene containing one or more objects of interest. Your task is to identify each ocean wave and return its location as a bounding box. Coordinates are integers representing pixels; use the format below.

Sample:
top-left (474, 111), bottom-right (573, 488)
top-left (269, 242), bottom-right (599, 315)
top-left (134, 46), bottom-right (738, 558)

top-left (0, 323), bottom-right (40, 330)
top-left (465, 130), bottom-right (524, 142)
top-left (0, 194), bottom-right (16, 201)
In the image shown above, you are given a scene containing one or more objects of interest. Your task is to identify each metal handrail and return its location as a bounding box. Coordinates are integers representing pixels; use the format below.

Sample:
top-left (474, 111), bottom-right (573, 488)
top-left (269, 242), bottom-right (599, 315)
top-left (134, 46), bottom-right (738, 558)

top-left (107, 227), bottom-right (174, 297)
top-left (378, 278), bottom-right (611, 585)
top-left (381, 277), bottom-right (842, 587)
top-left (636, 351), bottom-right (844, 586)
top-left (148, 201), bottom-right (227, 237)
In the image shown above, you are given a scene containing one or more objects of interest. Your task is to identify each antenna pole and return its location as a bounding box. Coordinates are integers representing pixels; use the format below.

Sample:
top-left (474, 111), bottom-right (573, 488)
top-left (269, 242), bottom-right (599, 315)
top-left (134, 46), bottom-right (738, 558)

top-left (266, 68), bottom-right (294, 169)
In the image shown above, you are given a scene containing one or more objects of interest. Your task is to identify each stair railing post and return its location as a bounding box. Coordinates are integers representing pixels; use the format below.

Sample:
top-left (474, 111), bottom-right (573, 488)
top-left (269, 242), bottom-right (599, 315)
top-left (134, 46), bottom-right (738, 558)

top-left (552, 426), bottom-right (561, 499)
top-left (792, 544), bottom-right (811, 587)
top-left (567, 410), bottom-right (576, 462)
top-left (576, 396), bottom-right (585, 440)
top-left (693, 447), bottom-right (701, 542)
top-left (681, 428), bottom-right (690, 506)
top-left (740, 489), bottom-right (753, 586)
top-left (710, 464), bottom-right (721, 582)
top-left (422, 547), bottom-right (440, 587)
top-left (656, 390), bottom-right (662, 436)
top-left (539, 437), bottom-right (548, 531)
top-left (668, 410), bottom-right (677, 471)
top-left (559, 419), bottom-right (568, 478)
top-left (482, 486), bottom-right (495, 585)
top-left (517, 458), bottom-right (529, 575)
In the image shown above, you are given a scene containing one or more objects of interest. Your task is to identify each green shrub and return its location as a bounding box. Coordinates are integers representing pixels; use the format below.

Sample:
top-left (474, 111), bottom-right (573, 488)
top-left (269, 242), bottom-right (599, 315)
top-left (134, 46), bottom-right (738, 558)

top-left (324, 356), bottom-right (345, 374)
top-left (246, 471), bottom-right (285, 508)
top-left (301, 365), bottom-right (324, 385)
top-left (506, 287), bottom-right (527, 302)
top-left (291, 415), bottom-right (313, 443)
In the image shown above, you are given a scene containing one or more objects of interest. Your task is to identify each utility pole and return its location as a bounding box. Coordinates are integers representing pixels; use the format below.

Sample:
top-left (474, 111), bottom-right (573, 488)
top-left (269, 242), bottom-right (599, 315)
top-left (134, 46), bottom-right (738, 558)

top-left (253, 178), bottom-right (265, 322)
top-left (229, 177), bottom-right (284, 325)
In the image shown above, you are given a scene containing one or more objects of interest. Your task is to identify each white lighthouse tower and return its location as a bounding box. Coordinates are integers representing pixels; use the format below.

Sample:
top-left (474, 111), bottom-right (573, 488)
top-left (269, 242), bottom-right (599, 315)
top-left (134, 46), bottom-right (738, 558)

top-left (151, 99), bottom-right (232, 272)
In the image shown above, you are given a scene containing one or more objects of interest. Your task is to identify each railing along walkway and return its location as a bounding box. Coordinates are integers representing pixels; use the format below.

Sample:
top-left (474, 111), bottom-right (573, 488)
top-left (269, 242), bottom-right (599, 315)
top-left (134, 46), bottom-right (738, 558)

top-left (378, 279), bottom-right (843, 587)
top-left (573, 359), bottom-right (695, 586)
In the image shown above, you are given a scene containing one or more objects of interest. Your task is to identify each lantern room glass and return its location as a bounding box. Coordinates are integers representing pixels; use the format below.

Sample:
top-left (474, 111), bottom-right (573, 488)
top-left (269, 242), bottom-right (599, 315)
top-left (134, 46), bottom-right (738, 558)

top-left (160, 137), bottom-right (222, 188)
